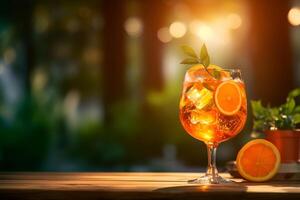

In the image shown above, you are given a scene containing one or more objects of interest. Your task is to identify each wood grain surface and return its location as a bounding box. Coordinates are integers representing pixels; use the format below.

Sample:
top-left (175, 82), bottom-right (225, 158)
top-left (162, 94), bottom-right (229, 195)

top-left (0, 172), bottom-right (299, 199)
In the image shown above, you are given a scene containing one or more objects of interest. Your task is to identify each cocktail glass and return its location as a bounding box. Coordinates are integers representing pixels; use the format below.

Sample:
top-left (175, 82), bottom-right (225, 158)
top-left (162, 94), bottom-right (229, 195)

top-left (179, 66), bottom-right (247, 184)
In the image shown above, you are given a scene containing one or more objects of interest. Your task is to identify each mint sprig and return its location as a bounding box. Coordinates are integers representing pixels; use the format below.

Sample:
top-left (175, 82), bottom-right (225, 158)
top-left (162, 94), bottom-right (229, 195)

top-left (180, 44), bottom-right (220, 80)
top-left (181, 45), bottom-right (198, 58)
top-left (200, 44), bottom-right (210, 67)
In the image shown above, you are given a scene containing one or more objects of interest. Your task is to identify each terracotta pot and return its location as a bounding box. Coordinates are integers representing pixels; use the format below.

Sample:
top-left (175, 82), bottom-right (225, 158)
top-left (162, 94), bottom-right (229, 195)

top-left (265, 130), bottom-right (300, 163)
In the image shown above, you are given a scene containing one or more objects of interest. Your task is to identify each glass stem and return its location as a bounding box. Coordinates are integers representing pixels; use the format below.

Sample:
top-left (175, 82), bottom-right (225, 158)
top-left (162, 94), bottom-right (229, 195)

top-left (206, 144), bottom-right (218, 180)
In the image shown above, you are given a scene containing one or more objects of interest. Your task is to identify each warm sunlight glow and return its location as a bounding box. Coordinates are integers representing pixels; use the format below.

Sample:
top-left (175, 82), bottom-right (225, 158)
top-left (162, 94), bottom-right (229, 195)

top-left (169, 21), bottom-right (187, 38)
top-left (288, 7), bottom-right (300, 26)
top-left (157, 27), bottom-right (172, 43)
top-left (190, 21), bottom-right (213, 42)
top-left (226, 13), bottom-right (242, 29)
top-left (124, 17), bottom-right (143, 37)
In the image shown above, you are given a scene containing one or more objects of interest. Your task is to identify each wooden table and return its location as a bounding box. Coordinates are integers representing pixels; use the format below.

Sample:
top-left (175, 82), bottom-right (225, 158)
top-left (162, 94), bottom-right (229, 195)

top-left (0, 172), bottom-right (299, 199)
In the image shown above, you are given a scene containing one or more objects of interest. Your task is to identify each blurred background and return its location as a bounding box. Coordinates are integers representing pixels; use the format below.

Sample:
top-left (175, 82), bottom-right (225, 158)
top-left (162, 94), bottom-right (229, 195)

top-left (0, 0), bottom-right (299, 172)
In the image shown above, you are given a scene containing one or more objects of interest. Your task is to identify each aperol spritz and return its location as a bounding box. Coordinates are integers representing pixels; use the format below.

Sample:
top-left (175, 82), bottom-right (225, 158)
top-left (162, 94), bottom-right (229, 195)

top-left (179, 65), bottom-right (247, 184)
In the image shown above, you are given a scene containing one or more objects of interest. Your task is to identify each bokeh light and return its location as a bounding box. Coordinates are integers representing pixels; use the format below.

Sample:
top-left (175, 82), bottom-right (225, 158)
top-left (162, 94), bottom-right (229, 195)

top-left (82, 47), bottom-right (101, 65)
top-left (124, 17), bottom-right (143, 37)
top-left (226, 13), bottom-right (242, 29)
top-left (3, 48), bottom-right (16, 65)
top-left (288, 7), bottom-right (300, 26)
top-left (190, 21), bottom-right (213, 42)
top-left (169, 21), bottom-right (187, 38)
top-left (157, 27), bottom-right (172, 43)
top-left (32, 68), bottom-right (47, 92)
top-left (66, 18), bottom-right (80, 33)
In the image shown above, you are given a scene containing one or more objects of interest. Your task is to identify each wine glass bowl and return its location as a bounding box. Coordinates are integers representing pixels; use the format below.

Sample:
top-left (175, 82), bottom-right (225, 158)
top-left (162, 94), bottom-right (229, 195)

top-left (179, 65), bottom-right (247, 184)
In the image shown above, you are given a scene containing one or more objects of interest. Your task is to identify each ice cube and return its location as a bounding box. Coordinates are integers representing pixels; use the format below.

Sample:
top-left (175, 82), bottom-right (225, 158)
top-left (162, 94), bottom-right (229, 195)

top-left (190, 110), bottom-right (216, 125)
top-left (186, 85), bottom-right (202, 103)
top-left (186, 85), bottom-right (213, 110)
top-left (185, 65), bottom-right (206, 82)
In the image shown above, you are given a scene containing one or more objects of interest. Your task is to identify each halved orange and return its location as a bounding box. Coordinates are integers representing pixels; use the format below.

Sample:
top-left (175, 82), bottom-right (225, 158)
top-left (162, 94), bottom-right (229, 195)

top-left (236, 139), bottom-right (281, 182)
top-left (215, 80), bottom-right (242, 115)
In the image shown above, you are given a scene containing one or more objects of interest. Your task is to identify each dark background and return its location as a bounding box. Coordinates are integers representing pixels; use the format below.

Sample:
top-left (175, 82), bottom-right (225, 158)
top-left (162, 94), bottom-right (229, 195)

top-left (0, 0), bottom-right (299, 172)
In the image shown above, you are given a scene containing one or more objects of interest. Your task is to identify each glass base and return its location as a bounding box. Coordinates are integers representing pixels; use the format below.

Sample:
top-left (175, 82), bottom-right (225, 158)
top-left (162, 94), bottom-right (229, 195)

top-left (188, 174), bottom-right (234, 184)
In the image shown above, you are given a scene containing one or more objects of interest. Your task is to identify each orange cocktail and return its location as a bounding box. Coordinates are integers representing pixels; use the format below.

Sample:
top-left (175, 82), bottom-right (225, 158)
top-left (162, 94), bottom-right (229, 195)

top-left (179, 65), bottom-right (247, 184)
top-left (180, 65), bottom-right (247, 145)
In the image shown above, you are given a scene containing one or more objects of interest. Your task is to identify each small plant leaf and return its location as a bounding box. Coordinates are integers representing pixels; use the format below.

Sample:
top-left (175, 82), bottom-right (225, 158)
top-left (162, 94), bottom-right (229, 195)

top-left (288, 88), bottom-right (300, 100)
top-left (180, 58), bottom-right (199, 64)
top-left (200, 44), bottom-right (210, 67)
top-left (293, 114), bottom-right (300, 124)
top-left (285, 98), bottom-right (295, 114)
top-left (253, 120), bottom-right (266, 132)
top-left (181, 45), bottom-right (198, 58)
top-left (270, 107), bottom-right (279, 121)
top-left (295, 106), bottom-right (300, 113)
top-left (251, 100), bottom-right (268, 118)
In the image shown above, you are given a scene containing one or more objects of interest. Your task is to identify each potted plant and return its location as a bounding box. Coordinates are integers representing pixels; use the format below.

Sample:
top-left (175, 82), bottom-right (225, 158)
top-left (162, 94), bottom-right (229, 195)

top-left (251, 88), bottom-right (300, 163)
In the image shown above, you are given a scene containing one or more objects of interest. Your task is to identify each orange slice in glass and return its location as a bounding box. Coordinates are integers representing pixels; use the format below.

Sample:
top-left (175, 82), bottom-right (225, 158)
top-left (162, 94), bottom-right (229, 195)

top-left (214, 80), bottom-right (242, 115)
top-left (236, 139), bottom-right (281, 182)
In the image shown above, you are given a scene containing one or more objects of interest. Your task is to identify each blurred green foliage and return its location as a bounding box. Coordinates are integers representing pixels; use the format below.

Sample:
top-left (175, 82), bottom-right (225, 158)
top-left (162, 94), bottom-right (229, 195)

top-left (0, 0), bottom-right (251, 172)
top-left (0, 93), bottom-right (61, 170)
top-left (69, 100), bottom-right (142, 170)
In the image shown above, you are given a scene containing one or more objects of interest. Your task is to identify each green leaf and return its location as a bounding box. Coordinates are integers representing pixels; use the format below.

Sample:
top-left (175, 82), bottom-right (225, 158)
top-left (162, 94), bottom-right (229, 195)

top-left (270, 107), bottom-right (279, 122)
top-left (294, 106), bottom-right (300, 113)
top-left (293, 114), bottom-right (300, 124)
top-left (270, 107), bottom-right (279, 116)
top-left (181, 45), bottom-right (198, 58)
top-left (251, 100), bottom-right (260, 118)
top-left (285, 98), bottom-right (295, 114)
top-left (288, 88), bottom-right (300, 100)
top-left (279, 115), bottom-right (294, 129)
top-left (180, 58), bottom-right (199, 64)
top-left (251, 100), bottom-right (268, 119)
top-left (211, 69), bottom-right (221, 79)
top-left (253, 120), bottom-right (266, 132)
top-left (200, 44), bottom-right (210, 67)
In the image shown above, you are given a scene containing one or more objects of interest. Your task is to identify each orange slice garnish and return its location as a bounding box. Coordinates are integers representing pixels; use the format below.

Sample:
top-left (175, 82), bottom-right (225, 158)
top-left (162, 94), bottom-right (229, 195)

top-left (236, 139), bottom-right (281, 182)
top-left (214, 80), bottom-right (242, 115)
top-left (207, 64), bottom-right (222, 70)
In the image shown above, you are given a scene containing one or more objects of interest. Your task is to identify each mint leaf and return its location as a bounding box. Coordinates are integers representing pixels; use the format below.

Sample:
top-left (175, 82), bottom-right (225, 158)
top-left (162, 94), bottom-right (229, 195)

top-left (181, 45), bottom-right (198, 58)
top-left (180, 44), bottom-right (219, 80)
top-left (180, 58), bottom-right (199, 64)
top-left (211, 69), bottom-right (221, 79)
top-left (200, 44), bottom-right (210, 67)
